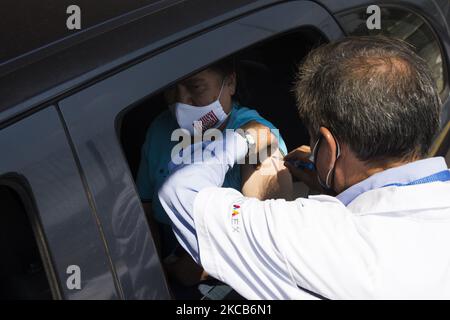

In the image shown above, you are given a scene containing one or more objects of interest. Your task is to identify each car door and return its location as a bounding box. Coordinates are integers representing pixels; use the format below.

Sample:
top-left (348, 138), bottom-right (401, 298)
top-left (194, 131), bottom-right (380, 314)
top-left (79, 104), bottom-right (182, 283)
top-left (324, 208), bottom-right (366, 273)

top-left (57, 0), bottom-right (345, 299)
top-left (0, 106), bottom-right (120, 299)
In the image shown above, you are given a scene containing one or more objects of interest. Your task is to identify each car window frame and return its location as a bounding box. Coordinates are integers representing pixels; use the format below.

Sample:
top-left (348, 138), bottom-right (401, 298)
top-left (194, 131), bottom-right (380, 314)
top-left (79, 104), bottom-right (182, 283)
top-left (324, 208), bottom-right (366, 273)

top-left (335, 3), bottom-right (450, 159)
top-left (0, 174), bottom-right (61, 299)
top-left (57, 0), bottom-right (345, 299)
top-left (0, 106), bottom-right (122, 299)
top-left (336, 3), bottom-right (450, 103)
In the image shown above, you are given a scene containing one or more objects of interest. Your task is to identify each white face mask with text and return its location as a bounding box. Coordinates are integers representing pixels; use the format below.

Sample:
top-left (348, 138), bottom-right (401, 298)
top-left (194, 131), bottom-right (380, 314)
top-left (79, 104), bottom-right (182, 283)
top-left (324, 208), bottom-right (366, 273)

top-left (170, 80), bottom-right (229, 135)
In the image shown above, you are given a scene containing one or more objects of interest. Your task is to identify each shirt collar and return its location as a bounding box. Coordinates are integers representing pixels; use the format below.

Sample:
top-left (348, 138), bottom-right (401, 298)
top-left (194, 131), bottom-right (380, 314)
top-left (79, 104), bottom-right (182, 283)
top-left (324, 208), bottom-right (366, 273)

top-left (336, 157), bottom-right (449, 206)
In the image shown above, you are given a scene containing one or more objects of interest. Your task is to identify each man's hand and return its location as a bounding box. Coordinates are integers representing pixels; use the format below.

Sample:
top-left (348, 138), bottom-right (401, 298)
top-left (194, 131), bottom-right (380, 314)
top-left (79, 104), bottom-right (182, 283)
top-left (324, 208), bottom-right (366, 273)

top-left (241, 148), bottom-right (293, 200)
top-left (284, 145), bottom-right (324, 193)
top-left (239, 121), bottom-right (293, 200)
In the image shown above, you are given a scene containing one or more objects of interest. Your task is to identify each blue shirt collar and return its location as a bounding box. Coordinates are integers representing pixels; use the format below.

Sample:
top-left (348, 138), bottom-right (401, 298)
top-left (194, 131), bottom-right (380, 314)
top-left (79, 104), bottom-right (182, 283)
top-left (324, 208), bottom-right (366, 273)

top-left (336, 157), bottom-right (449, 206)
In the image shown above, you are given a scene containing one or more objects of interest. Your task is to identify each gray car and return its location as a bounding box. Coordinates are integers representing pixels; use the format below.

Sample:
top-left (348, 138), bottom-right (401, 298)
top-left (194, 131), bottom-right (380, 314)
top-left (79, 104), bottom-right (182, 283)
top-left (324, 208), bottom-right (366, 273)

top-left (1, 0), bottom-right (449, 300)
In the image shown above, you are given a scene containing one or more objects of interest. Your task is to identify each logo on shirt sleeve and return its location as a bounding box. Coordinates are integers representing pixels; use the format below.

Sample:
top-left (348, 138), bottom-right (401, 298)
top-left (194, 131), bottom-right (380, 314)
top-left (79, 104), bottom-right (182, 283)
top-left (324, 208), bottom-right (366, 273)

top-left (231, 204), bottom-right (241, 233)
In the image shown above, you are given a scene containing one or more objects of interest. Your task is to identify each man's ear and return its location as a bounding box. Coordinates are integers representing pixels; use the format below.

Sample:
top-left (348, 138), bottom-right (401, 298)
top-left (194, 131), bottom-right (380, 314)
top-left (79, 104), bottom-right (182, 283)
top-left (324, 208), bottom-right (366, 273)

top-left (227, 72), bottom-right (237, 96)
top-left (318, 126), bottom-right (338, 172)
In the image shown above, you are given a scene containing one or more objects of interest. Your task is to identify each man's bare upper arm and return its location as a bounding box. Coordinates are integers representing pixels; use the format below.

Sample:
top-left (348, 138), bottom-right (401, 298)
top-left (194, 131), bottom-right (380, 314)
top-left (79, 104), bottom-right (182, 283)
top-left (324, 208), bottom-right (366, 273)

top-left (241, 148), bottom-right (293, 200)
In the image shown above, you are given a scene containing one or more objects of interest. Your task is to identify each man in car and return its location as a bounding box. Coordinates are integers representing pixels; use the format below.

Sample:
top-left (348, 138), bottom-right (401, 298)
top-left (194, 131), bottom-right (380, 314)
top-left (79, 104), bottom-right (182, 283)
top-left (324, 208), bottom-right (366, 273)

top-left (158, 36), bottom-right (450, 299)
top-left (136, 58), bottom-right (291, 297)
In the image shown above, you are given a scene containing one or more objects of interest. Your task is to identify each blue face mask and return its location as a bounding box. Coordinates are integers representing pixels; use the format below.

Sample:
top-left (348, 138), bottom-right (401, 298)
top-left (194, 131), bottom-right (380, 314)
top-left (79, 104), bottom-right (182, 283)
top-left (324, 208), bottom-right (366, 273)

top-left (310, 134), bottom-right (341, 193)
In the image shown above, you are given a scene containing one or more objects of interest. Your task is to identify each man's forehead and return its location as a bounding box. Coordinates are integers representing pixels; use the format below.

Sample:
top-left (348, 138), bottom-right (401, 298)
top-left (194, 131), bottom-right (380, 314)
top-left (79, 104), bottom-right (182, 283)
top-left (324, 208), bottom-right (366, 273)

top-left (182, 69), bottom-right (219, 84)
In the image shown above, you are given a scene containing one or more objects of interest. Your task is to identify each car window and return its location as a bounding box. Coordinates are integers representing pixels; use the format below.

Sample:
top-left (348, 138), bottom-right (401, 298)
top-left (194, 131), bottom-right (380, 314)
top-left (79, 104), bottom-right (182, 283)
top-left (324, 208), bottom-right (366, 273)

top-left (338, 6), bottom-right (446, 97)
top-left (0, 184), bottom-right (54, 299)
top-left (429, 120), bottom-right (450, 162)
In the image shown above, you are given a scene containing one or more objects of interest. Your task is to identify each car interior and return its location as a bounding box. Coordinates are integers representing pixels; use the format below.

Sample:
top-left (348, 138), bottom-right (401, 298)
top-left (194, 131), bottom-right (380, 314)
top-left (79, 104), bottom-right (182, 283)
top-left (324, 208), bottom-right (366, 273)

top-left (119, 27), bottom-right (327, 299)
top-left (0, 184), bottom-right (53, 300)
top-left (120, 27), bottom-right (326, 179)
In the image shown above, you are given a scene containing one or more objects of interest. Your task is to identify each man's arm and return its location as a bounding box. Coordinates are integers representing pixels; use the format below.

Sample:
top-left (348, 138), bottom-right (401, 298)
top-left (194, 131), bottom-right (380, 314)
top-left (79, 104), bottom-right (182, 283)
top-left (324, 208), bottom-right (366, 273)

top-left (158, 132), bottom-right (249, 263)
top-left (159, 132), bottom-right (368, 299)
top-left (239, 121), bottom-right (293, 200)
top-left (241, 149), bottom-right (293, 200)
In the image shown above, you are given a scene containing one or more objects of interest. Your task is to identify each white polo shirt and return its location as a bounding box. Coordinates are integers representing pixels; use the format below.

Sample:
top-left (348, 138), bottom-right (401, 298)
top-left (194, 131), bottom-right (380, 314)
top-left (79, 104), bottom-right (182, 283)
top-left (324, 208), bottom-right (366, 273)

top-left (193, 180), bottom-right (450, 299)
top-left (159, 132), bottom-right (450, 299)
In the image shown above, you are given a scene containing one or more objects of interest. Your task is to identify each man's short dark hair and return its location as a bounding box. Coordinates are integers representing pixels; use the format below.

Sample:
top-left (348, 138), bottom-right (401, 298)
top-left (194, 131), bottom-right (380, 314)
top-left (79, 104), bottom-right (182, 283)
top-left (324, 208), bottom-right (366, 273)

top-left (294, 36), bottom-right (442, 161)
top-left (210, 57), bottom-right (236, 78)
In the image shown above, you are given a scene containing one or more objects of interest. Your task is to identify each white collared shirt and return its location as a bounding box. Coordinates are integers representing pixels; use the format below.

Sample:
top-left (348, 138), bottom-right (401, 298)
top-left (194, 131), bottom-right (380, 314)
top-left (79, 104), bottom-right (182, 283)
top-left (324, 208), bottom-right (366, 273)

top-left (159, 132), bottom-right (450, 299)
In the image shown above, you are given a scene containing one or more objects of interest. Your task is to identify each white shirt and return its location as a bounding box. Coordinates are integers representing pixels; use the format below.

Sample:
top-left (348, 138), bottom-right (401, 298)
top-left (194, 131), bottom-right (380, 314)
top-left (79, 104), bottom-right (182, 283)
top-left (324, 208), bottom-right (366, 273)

top-left (158, 132), bottom-right (450, 299)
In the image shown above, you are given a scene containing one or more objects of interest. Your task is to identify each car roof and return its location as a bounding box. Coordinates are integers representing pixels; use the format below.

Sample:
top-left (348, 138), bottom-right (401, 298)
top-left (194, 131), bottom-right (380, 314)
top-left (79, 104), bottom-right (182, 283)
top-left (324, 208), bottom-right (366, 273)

top-left (1, 1), bottom-right (170, 64)
top-left (0, 0), bottom-right (448, 125)
top-left (0, 0), bottom-right (273, 124)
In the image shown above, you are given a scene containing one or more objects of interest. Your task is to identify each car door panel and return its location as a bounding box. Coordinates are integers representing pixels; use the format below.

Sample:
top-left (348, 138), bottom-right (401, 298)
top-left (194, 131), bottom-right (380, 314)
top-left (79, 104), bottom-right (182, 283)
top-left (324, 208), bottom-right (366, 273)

top-left (58, 0), bottom-right (343, 299)
top-left (0, 107), bottom-right (119, 299)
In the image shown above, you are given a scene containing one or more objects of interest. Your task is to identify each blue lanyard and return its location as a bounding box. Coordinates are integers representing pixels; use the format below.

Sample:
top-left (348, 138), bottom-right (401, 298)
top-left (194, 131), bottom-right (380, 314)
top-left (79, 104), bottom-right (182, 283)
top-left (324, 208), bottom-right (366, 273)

top-left (383, 170), bottom-right (450, 187)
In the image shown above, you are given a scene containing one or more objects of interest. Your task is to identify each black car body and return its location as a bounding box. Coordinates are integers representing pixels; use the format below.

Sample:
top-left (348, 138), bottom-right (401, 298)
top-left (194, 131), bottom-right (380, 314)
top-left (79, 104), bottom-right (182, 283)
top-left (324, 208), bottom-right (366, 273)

top-left (1, 0), bottom-right (449, 299)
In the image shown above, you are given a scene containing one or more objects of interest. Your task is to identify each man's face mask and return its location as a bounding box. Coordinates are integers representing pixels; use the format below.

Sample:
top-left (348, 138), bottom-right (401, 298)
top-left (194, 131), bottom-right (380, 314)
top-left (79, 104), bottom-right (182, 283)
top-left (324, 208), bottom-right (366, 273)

top-left (170, 79), bottom-right (229, 135)
top-left (310, 134), bottom-right (341, 194)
